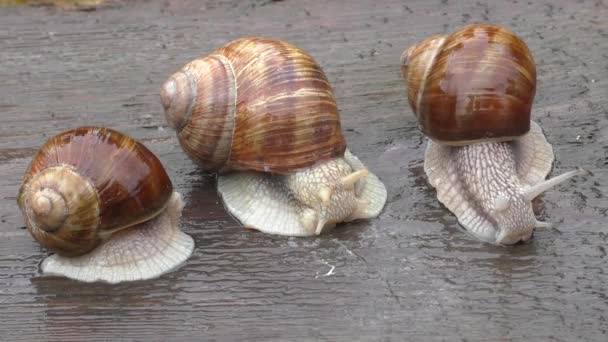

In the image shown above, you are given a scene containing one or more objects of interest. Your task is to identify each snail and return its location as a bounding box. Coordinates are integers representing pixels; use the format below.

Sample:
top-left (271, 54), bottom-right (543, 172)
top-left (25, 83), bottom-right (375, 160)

top-left (400, 23), bottom-right (587, 245)
top-left (160, 37), bottom-right (387, 236)
top-left (17, 126), bottom-right (194, 283)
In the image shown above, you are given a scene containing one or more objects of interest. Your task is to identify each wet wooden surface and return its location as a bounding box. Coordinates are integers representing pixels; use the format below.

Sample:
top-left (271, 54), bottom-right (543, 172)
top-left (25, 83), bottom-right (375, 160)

top-left (1, 0), bottom-right (607, 340)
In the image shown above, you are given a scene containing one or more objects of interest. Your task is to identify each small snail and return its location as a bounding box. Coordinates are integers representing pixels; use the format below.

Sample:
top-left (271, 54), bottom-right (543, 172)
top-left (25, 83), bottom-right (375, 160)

top-left (401, 23), bottom-right (586, 245)
top-left (161, 37), bottom-right (387, 236)
top-left (17, 126), bottom-right (194, 283)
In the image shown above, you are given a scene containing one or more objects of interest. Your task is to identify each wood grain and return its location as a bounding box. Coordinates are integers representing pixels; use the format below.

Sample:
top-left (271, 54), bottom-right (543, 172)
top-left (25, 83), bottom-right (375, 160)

top-left (0, 0), bottom-right (607, 341)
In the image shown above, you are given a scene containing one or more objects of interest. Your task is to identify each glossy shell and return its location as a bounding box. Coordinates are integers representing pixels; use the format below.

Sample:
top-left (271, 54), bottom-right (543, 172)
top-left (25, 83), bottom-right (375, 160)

top-left (17, 126), bottom-right (173, 256)
top-left (401, 23), bottom-right (537, 145)
top-left (161, 37), bottom-right (346, 174)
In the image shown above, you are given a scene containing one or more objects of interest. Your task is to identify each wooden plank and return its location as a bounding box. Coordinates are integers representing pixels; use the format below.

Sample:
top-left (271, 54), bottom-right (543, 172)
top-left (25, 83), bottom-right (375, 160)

top-left (0, 0), bottom-right (607, 340)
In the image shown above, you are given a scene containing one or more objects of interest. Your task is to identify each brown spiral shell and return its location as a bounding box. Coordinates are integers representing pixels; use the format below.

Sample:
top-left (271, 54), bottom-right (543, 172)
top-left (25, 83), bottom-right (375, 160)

top-left (401, 23), bottom-right (537, 145)
top-left (17, 126), bottom-right (173, 257)
top-left (160, 37), bottom-right (346, 173)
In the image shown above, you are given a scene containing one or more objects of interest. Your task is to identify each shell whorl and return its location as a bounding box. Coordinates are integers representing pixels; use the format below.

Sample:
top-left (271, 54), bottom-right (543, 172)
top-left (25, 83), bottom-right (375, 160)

top-left (19, 166), bottom-right (101, 256)
top-left (400, 34), bottom-right (447, 117)
top-left (29, 188), bottom-right (67, 232)
top-left (161, 55), bottom-right (236, 171)
top-left (162, 37), bottom-right (346, 174)
top-left (401, 24), bottom-right (537, 145)
top-left (161, 70), bottom-right (196, 131)
top-left (17, 127), bottom-right (173, 257)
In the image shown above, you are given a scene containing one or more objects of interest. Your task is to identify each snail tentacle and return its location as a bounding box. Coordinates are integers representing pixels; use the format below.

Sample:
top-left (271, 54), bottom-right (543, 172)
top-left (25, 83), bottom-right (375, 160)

top-left (217, 149), bottom-right (386, 236)
top-left (522, 168), bottom-right (588, 201)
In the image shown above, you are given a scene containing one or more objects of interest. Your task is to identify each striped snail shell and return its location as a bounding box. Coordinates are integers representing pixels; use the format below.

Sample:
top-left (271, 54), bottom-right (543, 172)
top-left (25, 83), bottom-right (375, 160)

top-left (401, 23), bottom-right (536, 145)
top-left (17, 127), bottom-right (193, 283)
top-left (160, 37), bottom-right (387, 237)
top-left (160, 37), bottom-right (346, 173)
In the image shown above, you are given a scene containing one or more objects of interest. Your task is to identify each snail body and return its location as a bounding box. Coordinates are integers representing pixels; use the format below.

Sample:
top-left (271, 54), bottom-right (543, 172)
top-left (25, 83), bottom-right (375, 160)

top-left (401, 24), bottom-right (585, 244)
top-left (17, 127), bottom-right (194, 283)
top-left (161, 37), bottom-right (387, 235)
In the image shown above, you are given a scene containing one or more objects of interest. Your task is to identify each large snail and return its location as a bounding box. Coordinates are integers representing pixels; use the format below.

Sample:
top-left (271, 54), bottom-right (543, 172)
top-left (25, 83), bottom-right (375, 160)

top-left (400, 23), bottom-right (586, 245)
top-left (17, 126), bottom-right (194, 283)
top-left (160, 37), bottom-right (387, 236)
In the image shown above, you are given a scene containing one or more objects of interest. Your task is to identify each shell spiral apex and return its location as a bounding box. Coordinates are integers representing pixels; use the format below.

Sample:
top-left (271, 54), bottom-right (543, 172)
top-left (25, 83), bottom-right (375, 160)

top-left (161, 70), bottom-right (195, 131)
top-left (28, 187), bottom-right (67, 232)
top-left (401, 23), bottom-right (537, 145)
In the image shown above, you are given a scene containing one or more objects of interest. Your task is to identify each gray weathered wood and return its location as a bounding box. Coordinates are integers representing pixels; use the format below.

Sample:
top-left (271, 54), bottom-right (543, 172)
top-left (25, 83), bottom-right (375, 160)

top-left (1, 0), bottom-right (607, 340)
